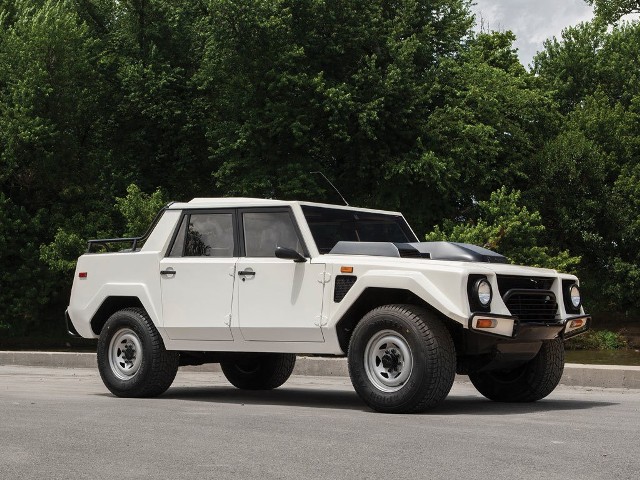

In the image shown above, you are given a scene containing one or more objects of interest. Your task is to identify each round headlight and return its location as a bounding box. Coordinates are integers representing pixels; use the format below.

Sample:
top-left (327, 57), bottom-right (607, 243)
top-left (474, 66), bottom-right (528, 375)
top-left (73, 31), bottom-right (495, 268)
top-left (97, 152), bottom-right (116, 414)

top-left (475, 278), bottom-right (492, 307)
top-left (569, 284), bottom-right (581, 309)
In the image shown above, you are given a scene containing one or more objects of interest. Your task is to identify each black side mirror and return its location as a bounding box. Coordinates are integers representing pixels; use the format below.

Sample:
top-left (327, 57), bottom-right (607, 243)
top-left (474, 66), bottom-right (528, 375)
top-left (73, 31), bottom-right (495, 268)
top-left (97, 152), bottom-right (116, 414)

top-left (275, 246), bottom-right (307, 263)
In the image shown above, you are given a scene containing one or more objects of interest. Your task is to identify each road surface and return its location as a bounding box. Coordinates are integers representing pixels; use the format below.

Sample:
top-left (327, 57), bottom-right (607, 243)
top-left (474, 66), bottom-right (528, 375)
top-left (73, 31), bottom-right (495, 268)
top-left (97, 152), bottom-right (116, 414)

top-left (1, 366), bottom-right (638, 479)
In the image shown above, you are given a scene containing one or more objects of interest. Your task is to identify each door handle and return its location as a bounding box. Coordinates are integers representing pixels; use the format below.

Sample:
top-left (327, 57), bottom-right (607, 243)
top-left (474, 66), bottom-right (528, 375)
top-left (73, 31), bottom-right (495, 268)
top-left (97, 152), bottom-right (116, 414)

top-left (160, 269), bottom-right (176, 276)
top-left (238, 270), bottom-right (256, 277)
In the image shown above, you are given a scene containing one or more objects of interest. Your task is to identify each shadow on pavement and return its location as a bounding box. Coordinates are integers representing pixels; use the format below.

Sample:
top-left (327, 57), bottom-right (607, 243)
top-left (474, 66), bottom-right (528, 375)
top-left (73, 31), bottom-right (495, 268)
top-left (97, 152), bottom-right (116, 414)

top-left (431, 395), bottom-right (616, 415)
top-left (161, 386), bottom-right (367, 411)
top-left (141, 386), bottom-right (617, 415)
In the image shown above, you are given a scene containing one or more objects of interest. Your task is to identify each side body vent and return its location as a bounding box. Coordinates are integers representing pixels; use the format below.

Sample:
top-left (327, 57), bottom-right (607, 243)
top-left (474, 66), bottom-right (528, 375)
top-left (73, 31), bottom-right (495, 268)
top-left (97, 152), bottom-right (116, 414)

top-left (334, 276), bottom-right (357, 302)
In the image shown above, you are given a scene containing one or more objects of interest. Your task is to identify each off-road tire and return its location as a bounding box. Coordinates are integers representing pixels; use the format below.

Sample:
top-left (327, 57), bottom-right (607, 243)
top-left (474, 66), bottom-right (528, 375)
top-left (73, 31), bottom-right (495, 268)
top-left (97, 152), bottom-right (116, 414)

top-left (347, 304), bottom-right (456, 413)
top-left (468, 338), bottom-right (565, 402)
top-left (97, 308), bottom-right (179, 397)
top-left (220, 353), bottom-right (296, 390)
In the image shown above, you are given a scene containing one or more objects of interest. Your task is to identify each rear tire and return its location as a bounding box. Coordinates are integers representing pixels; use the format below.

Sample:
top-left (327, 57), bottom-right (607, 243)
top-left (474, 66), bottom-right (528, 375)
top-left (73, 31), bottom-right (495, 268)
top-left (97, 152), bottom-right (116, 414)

top-left (221, 353), bottom-right (296, 390)
top-left (468, 338), bottom-right (565, 402)
top-left (97, 308), bottom-right (179, 397)
top-left (347, 304), bottom-right (456, 413)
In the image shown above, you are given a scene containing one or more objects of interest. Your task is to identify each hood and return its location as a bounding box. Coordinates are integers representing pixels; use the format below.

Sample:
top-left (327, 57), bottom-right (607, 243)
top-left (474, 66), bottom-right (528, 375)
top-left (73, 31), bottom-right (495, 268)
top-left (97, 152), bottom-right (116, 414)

top-left (329, 241), bottom-right (508, 264)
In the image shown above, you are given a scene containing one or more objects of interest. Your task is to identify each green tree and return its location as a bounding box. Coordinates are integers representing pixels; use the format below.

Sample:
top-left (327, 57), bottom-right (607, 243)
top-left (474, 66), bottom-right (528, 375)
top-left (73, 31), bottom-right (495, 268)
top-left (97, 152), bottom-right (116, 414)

top-left (425, 187), bottom-right (580, 272)
top-left (423, 31), bottom-right (558, 220)
top-left (534, 20), bottom-right (640, 317)
top-left (115, 183), bottom-right (167, 237)
top-left (587, 0), bottom-right (640, 23)
top-left (197, 0), bottom-right (475, 230)
top-left (606, 162), bottom-right (640, 312)
top-left (0, 0), bottom-right (109, 335)
top-left (71, 0), bottom-right (212, 197)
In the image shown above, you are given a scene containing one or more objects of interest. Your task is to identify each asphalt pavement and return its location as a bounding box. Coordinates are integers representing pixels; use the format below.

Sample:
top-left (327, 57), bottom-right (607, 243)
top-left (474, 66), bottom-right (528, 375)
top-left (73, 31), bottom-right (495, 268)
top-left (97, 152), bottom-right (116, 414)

top-left (2, 351), bottom-right (640, 388)
top-left (1, 366), bottom-right (639, 480)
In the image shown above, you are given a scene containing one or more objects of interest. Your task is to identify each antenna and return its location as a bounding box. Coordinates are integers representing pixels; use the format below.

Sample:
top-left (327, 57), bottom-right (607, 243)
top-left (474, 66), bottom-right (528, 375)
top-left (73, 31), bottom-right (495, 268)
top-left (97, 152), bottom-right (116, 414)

top-left (310, 171), bottom-right (349, 206)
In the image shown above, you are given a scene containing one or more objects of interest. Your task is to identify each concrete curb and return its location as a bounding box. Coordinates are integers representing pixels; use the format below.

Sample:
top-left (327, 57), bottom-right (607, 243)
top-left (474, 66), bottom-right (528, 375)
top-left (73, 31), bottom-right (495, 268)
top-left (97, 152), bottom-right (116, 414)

top-left (1, 351), bottom-right (639, 389)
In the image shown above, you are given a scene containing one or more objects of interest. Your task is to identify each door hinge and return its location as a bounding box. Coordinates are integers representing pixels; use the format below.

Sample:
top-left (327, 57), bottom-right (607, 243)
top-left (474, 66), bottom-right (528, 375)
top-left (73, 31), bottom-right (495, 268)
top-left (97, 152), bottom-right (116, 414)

top-left (224, 313), bottom-right (232, 327)
top-left (314, 315), bottom-right (328, 327)
top-left (317, 271), bottom-right (331, 284)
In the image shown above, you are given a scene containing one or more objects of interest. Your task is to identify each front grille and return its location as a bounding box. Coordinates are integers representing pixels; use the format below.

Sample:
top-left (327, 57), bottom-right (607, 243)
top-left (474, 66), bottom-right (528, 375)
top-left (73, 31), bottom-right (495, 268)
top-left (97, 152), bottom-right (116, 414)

top-left (497, 275), bottom-right (554, 292)
top-left (503, 289), bottom-right (558, 322)
top-left (334, 275), bottom-right (357, 302)
top-left (496, 275), bottom-right (558, 322)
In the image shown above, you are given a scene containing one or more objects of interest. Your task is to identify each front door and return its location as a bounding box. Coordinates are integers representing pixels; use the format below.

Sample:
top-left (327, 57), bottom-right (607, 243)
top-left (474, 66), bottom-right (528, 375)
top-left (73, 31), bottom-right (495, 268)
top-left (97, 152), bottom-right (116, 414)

top-left (160, 211), bottom-right (237, 341)
top-left (237, 209), bottom-right (325, 342)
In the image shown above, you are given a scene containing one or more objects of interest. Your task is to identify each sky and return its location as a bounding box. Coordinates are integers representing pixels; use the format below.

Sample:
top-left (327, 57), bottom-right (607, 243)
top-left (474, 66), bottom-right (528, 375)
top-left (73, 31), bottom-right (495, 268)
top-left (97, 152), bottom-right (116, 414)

top-left (470, 0), bottom-right (595, 67)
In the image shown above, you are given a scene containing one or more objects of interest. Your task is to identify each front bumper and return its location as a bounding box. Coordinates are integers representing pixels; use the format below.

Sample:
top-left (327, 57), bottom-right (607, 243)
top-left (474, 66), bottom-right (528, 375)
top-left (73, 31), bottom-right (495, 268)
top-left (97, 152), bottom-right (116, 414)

top-left (467, 312), bottom-right (591, 341)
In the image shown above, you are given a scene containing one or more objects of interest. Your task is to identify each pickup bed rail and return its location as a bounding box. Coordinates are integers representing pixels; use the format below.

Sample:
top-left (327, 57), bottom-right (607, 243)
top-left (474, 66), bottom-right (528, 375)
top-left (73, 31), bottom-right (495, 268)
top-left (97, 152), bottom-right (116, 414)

top-left (86, 202), bottom-right (174, 253)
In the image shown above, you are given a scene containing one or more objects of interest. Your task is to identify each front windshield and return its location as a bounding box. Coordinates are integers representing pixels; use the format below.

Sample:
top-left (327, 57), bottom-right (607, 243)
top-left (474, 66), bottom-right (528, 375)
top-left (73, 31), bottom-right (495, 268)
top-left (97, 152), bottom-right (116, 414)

top-left (301, 205), bottom-right (417, 254)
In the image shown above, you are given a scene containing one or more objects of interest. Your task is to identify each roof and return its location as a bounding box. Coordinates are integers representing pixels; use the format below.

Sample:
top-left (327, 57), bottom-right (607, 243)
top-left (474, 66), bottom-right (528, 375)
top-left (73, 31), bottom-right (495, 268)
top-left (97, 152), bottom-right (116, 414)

top-left (167, 198), bottom-right (403, 216)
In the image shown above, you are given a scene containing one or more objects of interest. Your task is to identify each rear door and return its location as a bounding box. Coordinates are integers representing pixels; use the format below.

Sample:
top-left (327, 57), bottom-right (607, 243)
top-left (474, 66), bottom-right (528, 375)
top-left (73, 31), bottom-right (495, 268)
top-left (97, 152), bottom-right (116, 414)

top-left (160, 210), bottom-right (237, 341)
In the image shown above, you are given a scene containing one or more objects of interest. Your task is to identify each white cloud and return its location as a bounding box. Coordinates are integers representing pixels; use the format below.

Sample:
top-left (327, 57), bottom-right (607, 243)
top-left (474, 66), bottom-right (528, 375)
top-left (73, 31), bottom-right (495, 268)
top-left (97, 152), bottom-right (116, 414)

top-left (471, 0), bottom-right (594, 67)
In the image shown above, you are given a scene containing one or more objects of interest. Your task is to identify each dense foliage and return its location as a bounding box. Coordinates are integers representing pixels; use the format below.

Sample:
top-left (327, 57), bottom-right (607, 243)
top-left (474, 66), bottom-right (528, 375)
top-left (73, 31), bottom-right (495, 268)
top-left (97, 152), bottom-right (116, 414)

top-left (1, 0), bottom-right (639, 337)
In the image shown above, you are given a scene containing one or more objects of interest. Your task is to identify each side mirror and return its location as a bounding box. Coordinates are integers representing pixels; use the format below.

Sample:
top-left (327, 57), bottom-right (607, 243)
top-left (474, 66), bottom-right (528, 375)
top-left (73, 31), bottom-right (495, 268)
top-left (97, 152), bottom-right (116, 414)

top-left (275, 246), bottom-right (307, 263)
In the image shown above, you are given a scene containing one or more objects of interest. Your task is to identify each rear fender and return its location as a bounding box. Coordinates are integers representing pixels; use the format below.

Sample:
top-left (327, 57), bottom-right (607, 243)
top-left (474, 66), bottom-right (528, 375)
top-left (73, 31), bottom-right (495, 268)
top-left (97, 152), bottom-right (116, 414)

top-left (68, 283), bottom-right (166, 343)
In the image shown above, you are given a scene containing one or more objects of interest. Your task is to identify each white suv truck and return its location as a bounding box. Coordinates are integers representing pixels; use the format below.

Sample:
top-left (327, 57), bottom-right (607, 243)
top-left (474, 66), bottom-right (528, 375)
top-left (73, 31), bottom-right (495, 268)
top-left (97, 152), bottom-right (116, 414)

top-left (66, 198), bottom-right (590, 413)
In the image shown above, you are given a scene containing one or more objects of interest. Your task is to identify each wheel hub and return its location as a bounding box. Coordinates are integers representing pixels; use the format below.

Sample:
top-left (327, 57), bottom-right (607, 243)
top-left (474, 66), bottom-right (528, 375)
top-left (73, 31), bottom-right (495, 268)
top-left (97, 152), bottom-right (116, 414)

top-left (123, 344), bottom-right (136, 361)
top-left (381, 349), bottom-right (400, 370)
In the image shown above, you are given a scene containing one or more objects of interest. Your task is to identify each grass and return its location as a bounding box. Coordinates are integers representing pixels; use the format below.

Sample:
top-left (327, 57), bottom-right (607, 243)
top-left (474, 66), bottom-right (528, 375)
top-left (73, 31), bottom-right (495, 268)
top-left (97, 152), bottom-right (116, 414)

top-left (565, 329), bottom-right (629, 351)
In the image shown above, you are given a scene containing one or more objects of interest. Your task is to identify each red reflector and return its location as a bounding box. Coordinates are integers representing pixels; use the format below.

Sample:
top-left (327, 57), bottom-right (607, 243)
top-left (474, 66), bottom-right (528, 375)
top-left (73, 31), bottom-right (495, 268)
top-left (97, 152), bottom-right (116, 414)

top-left (79, 272), bottom-right (88, 278)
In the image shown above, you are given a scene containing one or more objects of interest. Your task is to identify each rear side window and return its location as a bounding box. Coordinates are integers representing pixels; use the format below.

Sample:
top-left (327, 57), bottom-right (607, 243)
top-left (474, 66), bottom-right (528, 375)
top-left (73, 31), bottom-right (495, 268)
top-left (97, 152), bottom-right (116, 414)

top-left (168, 213), bottom-right (234, 257)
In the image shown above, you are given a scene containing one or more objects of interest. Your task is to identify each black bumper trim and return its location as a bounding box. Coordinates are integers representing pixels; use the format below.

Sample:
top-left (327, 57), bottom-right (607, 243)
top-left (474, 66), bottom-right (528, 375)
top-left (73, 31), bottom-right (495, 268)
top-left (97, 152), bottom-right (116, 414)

top-left (65, 309), bottom-right (80, 337)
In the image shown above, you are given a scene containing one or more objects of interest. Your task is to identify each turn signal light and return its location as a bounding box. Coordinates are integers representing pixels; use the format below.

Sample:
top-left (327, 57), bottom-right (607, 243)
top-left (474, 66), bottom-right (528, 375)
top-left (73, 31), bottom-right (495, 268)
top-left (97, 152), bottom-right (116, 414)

top-left (569, 319), bottom-right (584, 329)
top-left (476, 318), bottom-right (496, 329)
top-left (340, 266), bottom-right (354, 274)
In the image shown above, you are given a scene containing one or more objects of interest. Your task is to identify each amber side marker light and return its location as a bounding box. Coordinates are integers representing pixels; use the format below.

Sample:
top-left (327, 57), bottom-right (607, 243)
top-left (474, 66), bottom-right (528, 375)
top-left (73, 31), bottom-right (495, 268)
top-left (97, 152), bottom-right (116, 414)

top-left (569, 319), bottom-right (585, 329)
top-left (78, 272), bottom-right (88, 278)
top-left (476, 318), bottom-right (496, 329)
top-left (340, 266), bottom-right (354, 274)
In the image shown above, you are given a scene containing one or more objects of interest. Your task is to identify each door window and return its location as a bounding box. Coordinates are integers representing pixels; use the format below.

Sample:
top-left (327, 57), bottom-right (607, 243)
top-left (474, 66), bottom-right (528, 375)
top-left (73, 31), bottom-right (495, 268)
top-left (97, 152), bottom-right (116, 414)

top-left (168, 213), bottom-right (234, 257)
top-left (243, 212), bottom-right (303, 257)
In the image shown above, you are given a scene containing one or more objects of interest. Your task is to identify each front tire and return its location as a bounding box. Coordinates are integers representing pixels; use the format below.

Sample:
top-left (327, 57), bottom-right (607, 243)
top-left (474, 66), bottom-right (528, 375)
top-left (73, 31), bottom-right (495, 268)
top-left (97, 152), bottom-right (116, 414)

top-left (220, 353), bottom-right (296, 390)
top-left (97, 308), bottom-right (179, 397)
top-left (348, 305), bottom-right (456, 413)
top-left (468, 338), bottom-right (565, 402)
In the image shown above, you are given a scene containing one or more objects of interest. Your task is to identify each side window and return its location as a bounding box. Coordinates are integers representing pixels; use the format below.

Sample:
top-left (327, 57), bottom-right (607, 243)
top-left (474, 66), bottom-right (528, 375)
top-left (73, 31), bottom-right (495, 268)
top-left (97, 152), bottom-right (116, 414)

top-left (169, 213), bottom-right (235, 257)
top-left (168, 216), bottom-right (188, 257)
top-left (243, 212), bottom-right (303, 257)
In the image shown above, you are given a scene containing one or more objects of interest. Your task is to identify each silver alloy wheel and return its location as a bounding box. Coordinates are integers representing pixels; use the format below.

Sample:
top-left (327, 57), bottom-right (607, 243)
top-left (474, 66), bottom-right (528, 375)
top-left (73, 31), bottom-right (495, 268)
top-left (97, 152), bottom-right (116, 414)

top-left (108, 328), bottom-right (143, 380)
top-left (364, 329), bottom-right (413, 392)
